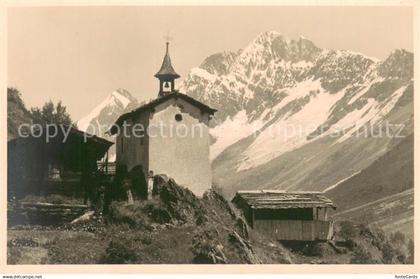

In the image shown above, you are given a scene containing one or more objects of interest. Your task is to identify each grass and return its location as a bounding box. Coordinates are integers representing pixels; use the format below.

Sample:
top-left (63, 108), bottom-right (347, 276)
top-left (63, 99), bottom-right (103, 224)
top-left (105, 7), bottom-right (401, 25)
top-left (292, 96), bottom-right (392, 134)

top-left (8, 228), bottom-right (102, 264)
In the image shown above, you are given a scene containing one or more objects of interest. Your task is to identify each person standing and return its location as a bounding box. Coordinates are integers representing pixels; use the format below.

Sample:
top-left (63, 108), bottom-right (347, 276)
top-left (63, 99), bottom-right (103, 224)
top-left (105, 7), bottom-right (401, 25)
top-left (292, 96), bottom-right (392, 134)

top-left (147, 170), bottom-right (154, 200)
top-left (123, 177), bottom-right (134, 205)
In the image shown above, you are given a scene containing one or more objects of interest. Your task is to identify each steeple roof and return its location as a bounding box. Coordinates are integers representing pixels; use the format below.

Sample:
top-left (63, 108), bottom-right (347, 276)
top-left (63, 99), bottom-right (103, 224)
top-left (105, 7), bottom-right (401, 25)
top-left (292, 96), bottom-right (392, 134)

top-left (154, 42), bottom-right (180, 79)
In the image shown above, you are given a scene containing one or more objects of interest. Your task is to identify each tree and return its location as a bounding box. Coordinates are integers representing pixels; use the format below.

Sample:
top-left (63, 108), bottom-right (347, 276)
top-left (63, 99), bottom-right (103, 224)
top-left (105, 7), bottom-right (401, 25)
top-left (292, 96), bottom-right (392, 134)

top-left (7, 87), bottom-right (32, 139)
top-left (30, 100), bottom-right (73, 126)
top-left (7, 87), bottom-right (25, 108)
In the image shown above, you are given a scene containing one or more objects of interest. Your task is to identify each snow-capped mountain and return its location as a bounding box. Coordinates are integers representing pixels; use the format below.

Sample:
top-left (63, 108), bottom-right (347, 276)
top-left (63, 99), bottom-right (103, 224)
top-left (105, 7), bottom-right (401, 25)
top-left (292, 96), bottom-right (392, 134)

top-left (77, 89), bottom-right (139, 161)
top-left (179, 31), bottom-right (413, 197)
top-left (77, 89), bottom-right (138, 137)
top-left (76, 31), bottom-right (413, 233)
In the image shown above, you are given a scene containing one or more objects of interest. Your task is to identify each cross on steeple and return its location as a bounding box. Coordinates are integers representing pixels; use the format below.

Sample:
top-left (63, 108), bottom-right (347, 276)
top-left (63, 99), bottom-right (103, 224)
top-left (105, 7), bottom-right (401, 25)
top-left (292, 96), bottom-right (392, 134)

top-left (164, 33), bottom-right (173, 44)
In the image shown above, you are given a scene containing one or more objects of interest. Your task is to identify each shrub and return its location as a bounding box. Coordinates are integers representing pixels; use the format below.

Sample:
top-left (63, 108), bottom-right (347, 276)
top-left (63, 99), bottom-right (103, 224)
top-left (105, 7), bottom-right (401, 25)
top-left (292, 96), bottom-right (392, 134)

top-left (100, 224), bottom-right (155, 264)
top-left (107, 201), bottom-right (152, 230)
top-left (7, 247), bottom-right (22, 265)
top-left (407, 238), bottom-right (414, 264)
top-left (143, 200), bottom-right (173, 224)
top-left (378, 234), bottom-right (412, 264)
top-left (350, 246), bottom-right (379, 264)
top-left (390, 231), bottom-right (407, 246)
top-left (343, 239), bottom-right (357, 250)
top-left (338, 221), bottom-right (359, 240)
top-left (192, 228), bottom-right (227, 264)
top-left (381, 242), bottom-right (398, 264)
top-left (303, 242), bottom-right (326, 257)
top-left (101, 238), bottom-right (138, 264)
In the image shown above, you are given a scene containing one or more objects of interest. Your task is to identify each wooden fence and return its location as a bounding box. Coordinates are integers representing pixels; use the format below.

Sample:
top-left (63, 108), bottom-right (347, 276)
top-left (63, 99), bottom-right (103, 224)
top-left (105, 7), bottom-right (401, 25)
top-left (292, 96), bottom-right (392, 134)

top-left (97, 161), bottom-right (116, 175)
top-left (17, 202), bottom-right (89, 225)
top-left (253, 219), bottom-right (333, 241)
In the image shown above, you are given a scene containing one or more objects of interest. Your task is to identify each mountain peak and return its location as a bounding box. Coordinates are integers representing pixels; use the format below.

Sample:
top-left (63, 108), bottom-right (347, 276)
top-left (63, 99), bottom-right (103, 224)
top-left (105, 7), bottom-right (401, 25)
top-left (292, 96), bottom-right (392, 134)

top-left (112, 88), bottom-right (135, 99)
top-left (110, 89), bottom-right (137, 108)
top-left (77, 89), bottom-right (138, 133)
top-left (199, 51), bottom-right (241, 76)
top-left (378, 48), bottom-right (413, 80)
top-left (253, 30), bottom-right (282, 44)
top-left (386, 49), bottom-right (413, 62)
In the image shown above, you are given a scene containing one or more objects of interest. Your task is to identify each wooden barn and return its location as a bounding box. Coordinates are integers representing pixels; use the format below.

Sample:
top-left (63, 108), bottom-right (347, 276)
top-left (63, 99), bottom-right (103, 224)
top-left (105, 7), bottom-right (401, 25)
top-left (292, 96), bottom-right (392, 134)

top-left (232, 190), bottom-right (336, 241)
top-left (7, 125), bottom-right (113, 201)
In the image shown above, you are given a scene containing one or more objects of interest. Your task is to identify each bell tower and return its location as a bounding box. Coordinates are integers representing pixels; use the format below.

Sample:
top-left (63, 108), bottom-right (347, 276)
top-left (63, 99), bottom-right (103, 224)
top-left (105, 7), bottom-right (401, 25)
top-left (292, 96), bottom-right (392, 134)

top-left (154, 42), bottom-right (180, 97)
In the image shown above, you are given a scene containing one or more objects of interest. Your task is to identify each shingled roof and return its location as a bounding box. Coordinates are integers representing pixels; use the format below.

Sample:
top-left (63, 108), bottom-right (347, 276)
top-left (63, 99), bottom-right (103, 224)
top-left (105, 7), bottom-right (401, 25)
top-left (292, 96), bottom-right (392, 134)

top-left (232, 190), bottom-right (336, 210)
top-left (154, 42), bottom-right (180, 79)
top-left (108, 92), bottom-right (217, 135)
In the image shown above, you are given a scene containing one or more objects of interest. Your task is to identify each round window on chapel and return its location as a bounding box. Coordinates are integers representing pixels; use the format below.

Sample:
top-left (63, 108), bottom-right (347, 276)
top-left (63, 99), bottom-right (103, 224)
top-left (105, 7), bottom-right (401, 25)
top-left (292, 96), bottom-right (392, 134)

top-left (175, 114), bottom-right (183, 122)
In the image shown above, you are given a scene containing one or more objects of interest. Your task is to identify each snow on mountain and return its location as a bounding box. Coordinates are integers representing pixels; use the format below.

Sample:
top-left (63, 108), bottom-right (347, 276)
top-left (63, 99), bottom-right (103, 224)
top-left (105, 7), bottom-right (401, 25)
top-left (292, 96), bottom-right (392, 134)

top-left (237, 79), bottom-right (346, 171)
top-left (75, 30), bottom-right (412, 198)
top-left (77, 88), bottom-right (138, 136)
top-left (76, 89), bottom-right (139, 162)
top-left (210, 110), bottom-right (264, 160)
top-left (180, 31), bottom-right (413, 194)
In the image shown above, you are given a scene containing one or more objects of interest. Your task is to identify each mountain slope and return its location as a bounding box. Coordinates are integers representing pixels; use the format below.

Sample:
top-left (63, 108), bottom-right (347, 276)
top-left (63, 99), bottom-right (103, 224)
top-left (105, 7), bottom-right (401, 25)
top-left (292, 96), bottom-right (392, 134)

top-left (326, 134), bottom-right (413, 211)
top-left (325, 134), bottom-right (414, 235)
top-left (179, 31), bottom-right (413, 197)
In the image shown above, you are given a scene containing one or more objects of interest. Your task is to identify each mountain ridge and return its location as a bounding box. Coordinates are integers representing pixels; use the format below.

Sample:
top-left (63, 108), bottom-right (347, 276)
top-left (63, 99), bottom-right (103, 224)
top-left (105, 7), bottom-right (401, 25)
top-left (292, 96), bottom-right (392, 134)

top-left (178, 31), bottom-right (413, 197)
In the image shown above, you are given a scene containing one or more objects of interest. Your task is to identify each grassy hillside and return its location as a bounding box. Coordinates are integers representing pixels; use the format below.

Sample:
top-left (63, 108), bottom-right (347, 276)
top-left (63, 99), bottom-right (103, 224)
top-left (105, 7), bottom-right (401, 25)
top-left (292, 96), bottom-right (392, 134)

top-left (326, 134), bottom-right (414, 236)
top-left (332, 189), bottom-right (413, 236)
top-left (8, 176), bottom-right (413, 264)
top-left (326, 134), bottom-right (413, 211)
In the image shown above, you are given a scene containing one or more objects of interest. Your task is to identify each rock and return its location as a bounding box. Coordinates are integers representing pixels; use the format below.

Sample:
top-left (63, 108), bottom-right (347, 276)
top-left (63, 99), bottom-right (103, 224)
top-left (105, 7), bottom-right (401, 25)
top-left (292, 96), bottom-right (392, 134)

top-left (203, 190), bottom-right (236, 219)
top-left (228, 231), bottom-right (261, 264)
top-left (157, 177), bottom-right (202, 224)
top-left (192, 227), bottom-right (227, 264)
top-left (153, 174), bottom-right (169, 195)
top-left (146, 204), bottom-right (173, 224)
top-left (71, 211), bottom-right (95, 224)
top-left (235, 217), bottom-right (249, 239)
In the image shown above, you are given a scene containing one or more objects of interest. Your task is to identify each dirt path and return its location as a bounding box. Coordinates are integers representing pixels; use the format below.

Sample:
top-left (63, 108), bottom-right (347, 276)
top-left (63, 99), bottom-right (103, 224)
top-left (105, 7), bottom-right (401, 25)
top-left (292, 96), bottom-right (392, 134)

top-left (332, 188), bottom-right (413, 217)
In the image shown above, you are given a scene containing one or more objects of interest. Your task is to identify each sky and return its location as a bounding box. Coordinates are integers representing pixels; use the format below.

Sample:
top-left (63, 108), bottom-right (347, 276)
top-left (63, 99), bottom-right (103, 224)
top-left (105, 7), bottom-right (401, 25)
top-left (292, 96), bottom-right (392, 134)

top-left (7, 6), bottom-right (413, 121)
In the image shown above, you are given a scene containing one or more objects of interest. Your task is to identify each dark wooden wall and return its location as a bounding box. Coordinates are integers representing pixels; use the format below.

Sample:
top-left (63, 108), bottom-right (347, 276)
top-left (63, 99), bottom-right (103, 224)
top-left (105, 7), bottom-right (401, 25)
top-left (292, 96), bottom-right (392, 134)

top-left (254, 208), bottom-right (314, 221)
top-left (253, 219), bottom-right (333, 241)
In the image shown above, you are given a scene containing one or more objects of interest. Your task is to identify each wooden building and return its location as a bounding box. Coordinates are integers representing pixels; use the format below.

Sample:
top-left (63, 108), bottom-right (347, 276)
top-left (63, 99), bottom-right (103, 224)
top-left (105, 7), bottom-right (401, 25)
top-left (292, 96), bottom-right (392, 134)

top-left (232, 190), bottom-right (336, 241)
top-left (109, 42), bottom-right (217, 196)
top-left (7, 125), bottom-right (113, 200)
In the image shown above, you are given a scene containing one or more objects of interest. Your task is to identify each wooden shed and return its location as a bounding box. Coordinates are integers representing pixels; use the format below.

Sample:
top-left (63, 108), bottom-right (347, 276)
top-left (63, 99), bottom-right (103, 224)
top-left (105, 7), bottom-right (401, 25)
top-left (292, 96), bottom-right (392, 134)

top-left (7, 125), bottom-right (113, 200)
top-left (232, 190), bottom-right (336, 241)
